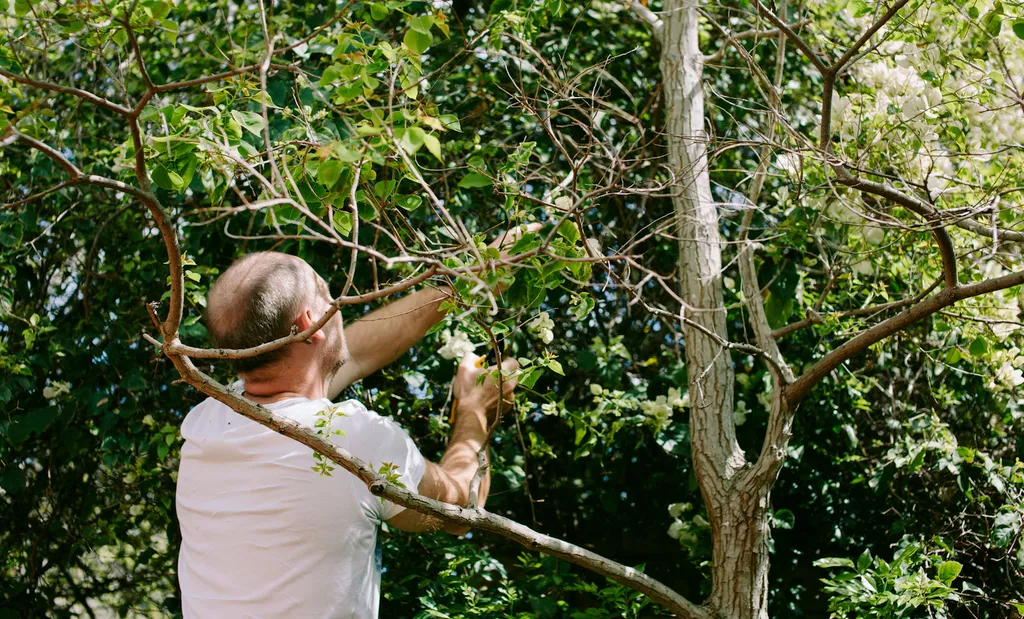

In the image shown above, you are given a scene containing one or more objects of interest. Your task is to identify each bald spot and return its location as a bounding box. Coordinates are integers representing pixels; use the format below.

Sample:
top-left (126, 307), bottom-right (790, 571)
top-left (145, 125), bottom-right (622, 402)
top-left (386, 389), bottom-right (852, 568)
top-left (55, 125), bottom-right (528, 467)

top-left (205, 252), bottom-right (318, 372)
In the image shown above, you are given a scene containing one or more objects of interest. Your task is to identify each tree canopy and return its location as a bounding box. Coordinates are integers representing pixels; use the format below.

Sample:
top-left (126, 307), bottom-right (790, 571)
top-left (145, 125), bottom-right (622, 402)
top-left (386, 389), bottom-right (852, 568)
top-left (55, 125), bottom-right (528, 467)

top-left (2, 0), bottom-right (1023, 617)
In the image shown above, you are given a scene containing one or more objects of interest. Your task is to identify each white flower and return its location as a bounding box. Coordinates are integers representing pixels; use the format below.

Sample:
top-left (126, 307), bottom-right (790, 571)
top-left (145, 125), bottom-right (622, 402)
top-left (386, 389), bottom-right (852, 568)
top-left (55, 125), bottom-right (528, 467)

top-left (541, 402), bottom-right (561, 416)
top-left (403, 371), bottom-right (427, 389)
top-left (667, 502), bottom-right (689, 518)
top-left (438, 329), bottom-right (477, 360)
top-left (996, 362), bottom-right (1024, 389)
top-left (42, 381), bottom-right (70, 399)
top-left (667, 387), bottom-right (688, 409)
top-left (775, 153), bottom-right (802, 178)
top-left (527, 311), bottom-right (555, 344)
top-left (641, 395), bottom-right (674, 430)
top-left (667, 521), bottom-right (683, 540)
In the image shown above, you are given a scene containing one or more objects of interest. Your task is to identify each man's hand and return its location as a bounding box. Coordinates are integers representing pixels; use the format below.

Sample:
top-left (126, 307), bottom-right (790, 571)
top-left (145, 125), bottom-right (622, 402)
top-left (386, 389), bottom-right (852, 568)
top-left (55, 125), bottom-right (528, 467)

top-left (387, 352), bottom-right (519, 535)
top-left (452, 352), bottom-right (519, 428)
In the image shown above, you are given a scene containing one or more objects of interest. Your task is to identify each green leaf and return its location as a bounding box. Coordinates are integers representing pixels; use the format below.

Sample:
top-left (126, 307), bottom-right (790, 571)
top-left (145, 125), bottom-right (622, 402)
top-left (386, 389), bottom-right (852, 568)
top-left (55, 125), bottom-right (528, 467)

top-left (439, 114), bottom-right (462, 132)
top-left (983, 11), bottom-right (1003, 36)
top-left (992, 511), bottom-right (1021, 547)
top-left (151, 166), bottom-right (184, 191)
top-left (936, 560), bottom-right (962, 583)
top-left (1012, 20), bottom-right (1024, 39)
top-left (458, 172), bottom-right (492, 188)
top-left (408, 15), bottom-right (434, 33)
top-left (772, 509), bottom-right (795, 530)
top-left (373, 180), bottom-right (396, 198)
top-left (1010, 602), bottom-right (1024, 616)
top-left (397, 194), bottom-right (423, 211)
top-left (813, 557), bottom-right (856, 569)
top-left (856, 549), bottom-right (872, 572)
top-left (318, 160), bottom-right (343, 188)
top-left (396, 127), bottom-right (426, 155)
top-left (14, 0), bottom-right (30, 17)
top-left (968, 336), bottom-right (989, 356)
top-left (557, 221), bottom-right (581, 244)
top-left (230, 110), bottom-right (264, 136)
top-left (370, 3), bottom-right (389, 20)
top-left (519, 367), bottom-right (543, 389)
top-left (548, 359), bottom-right (564, 375)
top-left (333, 211), bottom-right (353, 236)
top-left (422, 133), bottom-right (442, 161)
top-left (404, 28), bottom-right (433, 55)
top-left (0, 222), bottom-right (23, 247)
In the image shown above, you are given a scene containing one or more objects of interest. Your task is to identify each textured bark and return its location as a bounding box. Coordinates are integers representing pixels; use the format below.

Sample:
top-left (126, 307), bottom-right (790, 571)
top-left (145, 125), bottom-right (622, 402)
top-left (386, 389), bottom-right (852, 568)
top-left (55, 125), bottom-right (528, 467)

top-left (659, 1), bottom-right (769, 617)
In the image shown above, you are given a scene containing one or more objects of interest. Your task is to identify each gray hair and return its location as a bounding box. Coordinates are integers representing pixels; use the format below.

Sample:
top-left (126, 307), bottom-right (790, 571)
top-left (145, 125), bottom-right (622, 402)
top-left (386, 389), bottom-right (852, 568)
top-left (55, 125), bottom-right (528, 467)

top-left (205, 253), bottom-right (314, 374)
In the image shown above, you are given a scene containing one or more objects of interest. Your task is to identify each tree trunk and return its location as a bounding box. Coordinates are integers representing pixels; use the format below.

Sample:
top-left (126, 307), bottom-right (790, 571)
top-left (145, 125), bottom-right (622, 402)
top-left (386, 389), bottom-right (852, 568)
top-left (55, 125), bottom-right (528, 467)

top-left (659, 1), bottom-right (772, 617)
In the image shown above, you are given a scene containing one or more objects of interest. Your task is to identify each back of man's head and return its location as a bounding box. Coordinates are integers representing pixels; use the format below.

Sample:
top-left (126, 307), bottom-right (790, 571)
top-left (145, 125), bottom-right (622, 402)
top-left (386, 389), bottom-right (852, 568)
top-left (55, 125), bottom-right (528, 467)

top-left (205, 252), bottom-right (315, 374)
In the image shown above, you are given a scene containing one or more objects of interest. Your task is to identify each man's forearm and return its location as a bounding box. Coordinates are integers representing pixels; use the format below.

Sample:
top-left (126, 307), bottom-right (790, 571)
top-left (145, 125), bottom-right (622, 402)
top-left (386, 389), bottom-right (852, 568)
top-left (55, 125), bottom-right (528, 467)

top-left (328, 285), bottom-right (451, 397)
top-left (441, 409), bottom-right (491, 507)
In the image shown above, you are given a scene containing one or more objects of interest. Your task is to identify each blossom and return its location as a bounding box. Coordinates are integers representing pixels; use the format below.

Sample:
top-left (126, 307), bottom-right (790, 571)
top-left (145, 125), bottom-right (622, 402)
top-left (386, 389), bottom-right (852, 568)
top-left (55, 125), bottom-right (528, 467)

top-left (667, 387), bottom-right (688, 409)
top-left (667, 502), bottom-right (689, 518)
top-left (527, 311), bottom-right (555, 344)
top-left (667, 521), bottom-right (683, 540)
top-left (995, 362), bottom-right (1024, 389)
top-left (438, 329), bottom-right (477, 360)
top-left (641, 395), bottom-right (673, 430)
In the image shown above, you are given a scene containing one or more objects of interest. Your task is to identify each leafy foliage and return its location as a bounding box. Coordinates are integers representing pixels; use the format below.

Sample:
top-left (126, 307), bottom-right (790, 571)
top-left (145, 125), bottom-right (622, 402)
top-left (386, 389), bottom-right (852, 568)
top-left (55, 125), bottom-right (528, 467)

top-left (1, 0), bottom-right (1024, 617)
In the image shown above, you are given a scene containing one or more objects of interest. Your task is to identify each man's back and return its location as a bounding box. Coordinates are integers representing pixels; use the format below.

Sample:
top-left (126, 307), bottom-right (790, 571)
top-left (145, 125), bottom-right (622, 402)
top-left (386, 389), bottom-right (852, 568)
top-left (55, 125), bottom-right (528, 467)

top-left (176, 395), bottom-right (425, 618)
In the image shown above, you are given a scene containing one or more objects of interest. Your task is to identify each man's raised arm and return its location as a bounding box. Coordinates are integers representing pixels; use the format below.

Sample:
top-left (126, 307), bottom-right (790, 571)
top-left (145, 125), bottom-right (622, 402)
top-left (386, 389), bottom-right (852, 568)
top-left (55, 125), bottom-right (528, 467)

top-left (327, 223), bottom-right (541, 399)
top-left (327, 285), bottom-right (451, 399)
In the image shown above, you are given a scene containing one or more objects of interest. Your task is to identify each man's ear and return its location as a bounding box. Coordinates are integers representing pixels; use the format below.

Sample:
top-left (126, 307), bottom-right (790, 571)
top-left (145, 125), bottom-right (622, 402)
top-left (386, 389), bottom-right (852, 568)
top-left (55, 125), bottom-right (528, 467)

top-left (294, 308), bottom-right (326, 343)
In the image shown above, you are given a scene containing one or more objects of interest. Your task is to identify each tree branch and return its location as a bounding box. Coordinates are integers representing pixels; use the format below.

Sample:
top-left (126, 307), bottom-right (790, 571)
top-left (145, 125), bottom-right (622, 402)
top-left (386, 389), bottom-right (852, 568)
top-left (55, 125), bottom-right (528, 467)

top-left (787, 268), bottom-right (1024, 403)
top-left (0, 68), bottom-right (132, 115)
top-left (156, 344), bottom-right (711, 619)
top-left (165, 267), bottom-right (438, 359)
top-left (628, 2), bottom-right (664, 41)
top-left (831, 163), bottom-right (958, 288)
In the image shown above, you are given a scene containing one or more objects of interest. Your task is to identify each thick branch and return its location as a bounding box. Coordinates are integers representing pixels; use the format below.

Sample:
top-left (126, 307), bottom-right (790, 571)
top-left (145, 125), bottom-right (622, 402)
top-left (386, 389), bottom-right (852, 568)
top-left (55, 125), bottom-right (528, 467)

top-left (954, 216), bottom-right (1024, 243)
top-left (787, 268), bottom-right (1024, 403)
top-left (166, 267), bottom-right (438, 359)
top-left (628, 2), bottom-right (664, 41)
top-left (832, 164), bottom-right (958, 288)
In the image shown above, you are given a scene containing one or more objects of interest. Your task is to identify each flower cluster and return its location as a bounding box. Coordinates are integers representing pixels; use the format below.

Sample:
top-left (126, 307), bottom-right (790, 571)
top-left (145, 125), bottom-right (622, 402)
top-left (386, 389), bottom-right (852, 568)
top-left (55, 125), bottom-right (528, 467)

top-left (438, 329), bottom-right (477, 360)
top-left (527, 311), bottom-right (555, 344)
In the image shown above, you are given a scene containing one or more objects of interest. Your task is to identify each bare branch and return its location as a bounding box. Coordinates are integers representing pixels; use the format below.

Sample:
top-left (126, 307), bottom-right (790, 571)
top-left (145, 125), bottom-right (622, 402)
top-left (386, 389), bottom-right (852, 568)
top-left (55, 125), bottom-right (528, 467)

top-left (0, 69), bottom-right (133, 115)
top-left (628, 2), bottom-right (663, 40)
top-left (832, 0), bottom-right (912, 73)
top-left (166, 267), bottom-right (439, 359)
top-left (831, 163), bottom-right (958, 288)
top-left (787, 268), bottom-right (1024, 403)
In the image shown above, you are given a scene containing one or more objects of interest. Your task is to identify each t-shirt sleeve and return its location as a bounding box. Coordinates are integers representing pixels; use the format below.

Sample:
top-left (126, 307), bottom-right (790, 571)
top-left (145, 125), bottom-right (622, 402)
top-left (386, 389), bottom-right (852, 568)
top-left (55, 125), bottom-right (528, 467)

top-left (353, 412), bottom-right (427, 522)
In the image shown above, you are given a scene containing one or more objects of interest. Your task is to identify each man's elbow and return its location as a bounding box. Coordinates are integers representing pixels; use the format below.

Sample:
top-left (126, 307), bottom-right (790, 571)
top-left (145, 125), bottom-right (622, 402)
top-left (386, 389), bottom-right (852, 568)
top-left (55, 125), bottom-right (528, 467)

top-left (444, 523), bottom-right (471, 536)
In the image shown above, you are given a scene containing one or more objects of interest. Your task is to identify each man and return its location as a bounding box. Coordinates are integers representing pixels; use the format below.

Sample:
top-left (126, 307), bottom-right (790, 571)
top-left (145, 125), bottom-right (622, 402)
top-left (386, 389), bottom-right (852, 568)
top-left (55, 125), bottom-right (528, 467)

top-left (175, 250), bottom-right (519, 618)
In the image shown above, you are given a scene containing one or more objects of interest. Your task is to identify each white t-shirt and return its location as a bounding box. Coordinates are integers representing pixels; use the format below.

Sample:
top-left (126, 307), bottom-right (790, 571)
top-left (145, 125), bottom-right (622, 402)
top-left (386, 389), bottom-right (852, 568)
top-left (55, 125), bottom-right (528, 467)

top-left (176, 394), bottom-right (426, 619)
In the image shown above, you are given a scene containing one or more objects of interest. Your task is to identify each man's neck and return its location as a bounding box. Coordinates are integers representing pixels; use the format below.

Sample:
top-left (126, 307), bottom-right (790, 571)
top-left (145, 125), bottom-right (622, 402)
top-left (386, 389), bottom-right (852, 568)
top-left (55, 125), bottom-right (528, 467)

top-left (241, 364), bottom-right (327, 404)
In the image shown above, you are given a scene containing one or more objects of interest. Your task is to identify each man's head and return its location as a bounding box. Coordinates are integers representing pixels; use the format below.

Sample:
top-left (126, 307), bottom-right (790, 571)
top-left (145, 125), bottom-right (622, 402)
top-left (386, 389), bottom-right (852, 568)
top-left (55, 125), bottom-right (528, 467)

top-left (205, 252), bottom-right (346, 380)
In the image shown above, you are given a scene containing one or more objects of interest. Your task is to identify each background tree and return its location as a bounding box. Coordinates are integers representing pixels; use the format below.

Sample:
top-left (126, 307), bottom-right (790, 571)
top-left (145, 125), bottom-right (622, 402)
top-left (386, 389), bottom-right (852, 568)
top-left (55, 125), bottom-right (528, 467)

top-left (2, 0), bottom-right (1023, 618)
